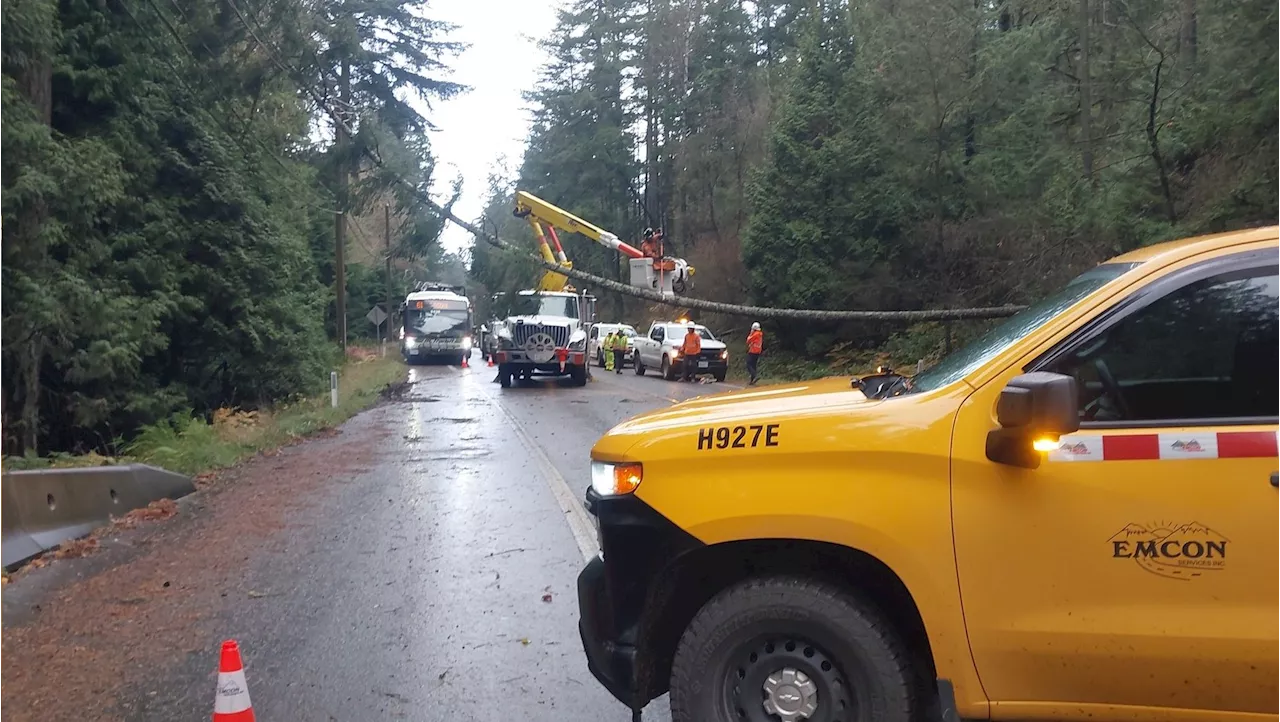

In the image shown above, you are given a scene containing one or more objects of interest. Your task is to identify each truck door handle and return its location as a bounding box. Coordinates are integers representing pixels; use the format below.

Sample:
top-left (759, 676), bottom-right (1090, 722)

top-left (1271, 473), bottom-right (1278, 488)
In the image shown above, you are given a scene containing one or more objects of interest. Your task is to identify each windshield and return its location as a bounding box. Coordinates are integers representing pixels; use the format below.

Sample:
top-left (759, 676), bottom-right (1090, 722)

top-left (909, 262), bottom-right (1140, 392)
top-left (405, 308), bottom-right (469, 337)
top-left (510, 295), bottom-right (580, 319)
top-left (671, 325), bottom-right (716, 340)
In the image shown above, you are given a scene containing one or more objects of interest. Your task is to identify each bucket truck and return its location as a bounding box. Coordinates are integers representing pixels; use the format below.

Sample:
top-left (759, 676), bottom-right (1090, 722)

top-left (511, 191), bottom-right (695, 297)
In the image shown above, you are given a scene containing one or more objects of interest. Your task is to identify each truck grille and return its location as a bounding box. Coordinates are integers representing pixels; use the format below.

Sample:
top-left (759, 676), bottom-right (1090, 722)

top-left (513, 323), bottom-right (569, 348)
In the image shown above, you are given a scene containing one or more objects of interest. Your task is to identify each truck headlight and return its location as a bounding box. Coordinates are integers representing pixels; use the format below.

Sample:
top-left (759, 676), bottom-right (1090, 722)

top-left (462, 335), bottom-right (473, 350)
top-left (404, 337), bottom-right (417, 348)
top-left (720, 350), bottom-right (728, 359)
top-left (568, 332), bottom-right (587, 351)
top-left (497, 333), bottom-right (515, 349)
top-left (590, 461), bottom-right (642, 496)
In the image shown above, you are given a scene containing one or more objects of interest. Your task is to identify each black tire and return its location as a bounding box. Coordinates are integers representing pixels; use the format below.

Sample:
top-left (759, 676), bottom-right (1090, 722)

top-left (569, 365), bottom-right (587, 387)
top-left (670, 577), bottom-right (914, 722)
top-left (634, 353), bottom-right (645, 376)
top-left (714, 371), bottom-right (727, 382)
top-left (597, 350), bottom-right (605, 368)
top-left (498, 365), bottom-right (512, 388)
top-left (662, 356), bottom-right (676, 381)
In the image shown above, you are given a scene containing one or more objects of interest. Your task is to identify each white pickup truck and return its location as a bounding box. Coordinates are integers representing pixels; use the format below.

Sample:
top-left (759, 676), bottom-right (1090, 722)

top-left (631, 321), bottom-right (728, 382)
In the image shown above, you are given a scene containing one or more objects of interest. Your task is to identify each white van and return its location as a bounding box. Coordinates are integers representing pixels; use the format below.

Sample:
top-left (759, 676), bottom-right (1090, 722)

top-left (588, 323), bottom-right (638, 367)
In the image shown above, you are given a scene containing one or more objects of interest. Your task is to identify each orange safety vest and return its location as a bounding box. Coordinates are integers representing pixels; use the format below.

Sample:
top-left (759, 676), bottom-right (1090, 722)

top-left (682, 331), bottom-right (702, 355)
top-left (747, 329), bottom-right (763, 354)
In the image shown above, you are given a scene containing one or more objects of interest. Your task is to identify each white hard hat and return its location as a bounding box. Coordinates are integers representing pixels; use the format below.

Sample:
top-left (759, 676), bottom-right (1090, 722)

top-left (751, 322), bottom-right (761, 331)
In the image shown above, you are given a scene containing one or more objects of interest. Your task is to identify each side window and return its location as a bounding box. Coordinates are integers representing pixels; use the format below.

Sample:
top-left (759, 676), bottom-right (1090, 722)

top-left (1045, 265), bottom-right (1278, 424)
top-left (652, 327), bottom-right (664, 342)
top-left (590, 327), bottom-right (598, 340)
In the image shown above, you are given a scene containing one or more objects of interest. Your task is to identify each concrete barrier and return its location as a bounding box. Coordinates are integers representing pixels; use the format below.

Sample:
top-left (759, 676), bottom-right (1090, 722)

top-left (2, 464), bottom-right (194, 569)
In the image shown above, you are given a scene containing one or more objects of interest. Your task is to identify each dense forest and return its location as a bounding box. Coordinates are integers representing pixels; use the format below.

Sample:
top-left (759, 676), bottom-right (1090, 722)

top-left (471, 0), bottom-right (1277, 354)
top-left (1, 0), bottom-right (465, 454)
top-left (4, 0), bottom-right (1276, 456)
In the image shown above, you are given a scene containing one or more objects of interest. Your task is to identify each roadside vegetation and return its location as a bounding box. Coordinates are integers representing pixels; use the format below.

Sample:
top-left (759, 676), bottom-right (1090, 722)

top-left (715, 320), bottom-right (992, 385)
top-left (3, 349), bottom-right (405, 476)
top-left (470, 0), bottom-right (1276, 365)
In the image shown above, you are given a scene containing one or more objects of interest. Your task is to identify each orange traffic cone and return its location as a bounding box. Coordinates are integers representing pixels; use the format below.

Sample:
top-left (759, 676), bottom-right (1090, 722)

top-left (213, 640), bottom-right (255, 721)
top-left (461, 354), bottom-right (469, 368)
top-left (487, 355), bottom-right (495, 367)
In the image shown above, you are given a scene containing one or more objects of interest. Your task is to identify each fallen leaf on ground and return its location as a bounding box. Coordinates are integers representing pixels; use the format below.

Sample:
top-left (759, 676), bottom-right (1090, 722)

top-left (541, 593), bottom-right (553, 603)
top-left (54, 537), bottom-right (99, 559)
top-left (114, 498), bottom-right (179, 529)
top-left (519, 638), bottom-right (531, 646)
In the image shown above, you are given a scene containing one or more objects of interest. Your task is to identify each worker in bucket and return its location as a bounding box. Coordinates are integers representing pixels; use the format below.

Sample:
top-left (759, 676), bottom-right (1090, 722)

top-left (746, 321), bottom-right (764, 385)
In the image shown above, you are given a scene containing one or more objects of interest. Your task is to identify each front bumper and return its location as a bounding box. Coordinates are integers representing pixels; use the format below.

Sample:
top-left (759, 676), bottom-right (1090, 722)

top-left (494, 349), bottom-right (585, 370)
top-left (674, 356), bottom-right (728, 374)
top-left (576, 488), bottom-right (703, 708)
top-left (403, 337), bottom-right (470, 355)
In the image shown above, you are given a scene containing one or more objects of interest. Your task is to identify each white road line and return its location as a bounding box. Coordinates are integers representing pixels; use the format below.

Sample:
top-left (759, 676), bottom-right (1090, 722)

top-left (482, 385), bottom-right (600, 563)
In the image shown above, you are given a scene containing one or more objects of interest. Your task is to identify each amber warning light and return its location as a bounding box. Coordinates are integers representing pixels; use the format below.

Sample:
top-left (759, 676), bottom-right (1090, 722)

top-left (1032, 437), bottom-right (1060, 453)
top-left (590, 462), bottom-right (643, 496)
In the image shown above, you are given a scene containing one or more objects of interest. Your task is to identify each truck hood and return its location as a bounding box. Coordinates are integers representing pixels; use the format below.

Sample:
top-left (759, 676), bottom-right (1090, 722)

top-left (502, 315), bottom-right (576, 326)
top-left (595, 376), bottom-right (876, 456)
top-left (690, 339), bottom-right (727, 351)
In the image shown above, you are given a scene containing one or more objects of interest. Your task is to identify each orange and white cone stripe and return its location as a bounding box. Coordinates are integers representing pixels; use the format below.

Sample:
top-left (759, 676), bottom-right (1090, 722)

top-left (214, 639), bottom-right (255, 722)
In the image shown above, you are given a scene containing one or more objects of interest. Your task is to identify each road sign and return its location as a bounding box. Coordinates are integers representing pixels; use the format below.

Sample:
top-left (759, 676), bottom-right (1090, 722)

top-left (366, 306), bottom-right (387, 327)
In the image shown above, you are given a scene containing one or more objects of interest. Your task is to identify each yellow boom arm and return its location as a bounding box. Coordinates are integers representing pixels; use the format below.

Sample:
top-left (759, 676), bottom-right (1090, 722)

top-left (513, 190), bottom-right (693, 296)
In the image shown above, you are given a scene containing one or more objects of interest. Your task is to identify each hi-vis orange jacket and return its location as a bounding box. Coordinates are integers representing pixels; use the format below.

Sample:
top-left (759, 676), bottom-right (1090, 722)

top-left (681, 331), bottom-right (702, 355)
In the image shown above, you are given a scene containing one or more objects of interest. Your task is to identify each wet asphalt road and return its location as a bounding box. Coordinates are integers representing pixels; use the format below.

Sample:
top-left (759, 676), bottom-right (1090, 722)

top-left (180, 357), bottom-right (729, 720)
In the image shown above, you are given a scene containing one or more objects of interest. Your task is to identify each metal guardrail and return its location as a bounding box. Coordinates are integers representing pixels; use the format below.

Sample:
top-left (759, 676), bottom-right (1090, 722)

top-left (2, 464), bottom-right (194, 569)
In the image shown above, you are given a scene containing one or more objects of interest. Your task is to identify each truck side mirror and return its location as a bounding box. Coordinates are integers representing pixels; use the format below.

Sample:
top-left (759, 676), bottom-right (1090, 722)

top-left (985, 372), bottom-right (1080, 469)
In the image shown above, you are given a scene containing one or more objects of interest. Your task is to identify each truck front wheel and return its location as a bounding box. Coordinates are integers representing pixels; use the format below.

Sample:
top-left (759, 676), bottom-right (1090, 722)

top-left (662, 356), bottom-right (676, 381)
top-left (569, 365), bottom-right (587, 387)
top-left (670, 577), bottom-right (914, 722)
top-left (498, 364), bottom-right (513, 388)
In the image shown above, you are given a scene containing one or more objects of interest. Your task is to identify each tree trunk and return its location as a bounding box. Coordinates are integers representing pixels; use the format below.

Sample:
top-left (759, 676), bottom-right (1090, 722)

top-left (1179, 0), bottom-right (1197, 63)
top-left (1078, 0), bottom-right (1094, 181)
top-left (643, 1), bottom-right (659, 224)
top-left (14, 41), bottom-right (55, 454)
top-left (963, 0), bottom-right (979, 163)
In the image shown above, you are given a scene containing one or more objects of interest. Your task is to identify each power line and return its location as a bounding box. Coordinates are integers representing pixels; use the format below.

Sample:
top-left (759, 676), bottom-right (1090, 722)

top-left (220, 0), bottom-right (1026, 322)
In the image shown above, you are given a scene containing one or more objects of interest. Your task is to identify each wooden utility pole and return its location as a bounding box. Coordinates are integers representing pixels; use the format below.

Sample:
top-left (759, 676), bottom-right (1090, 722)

top-left (385, 203), bottom-right (394, 343)
top-left (334, 57), bottom-right (351, 350)
top-left (335, 209), bottom-right (347, 349)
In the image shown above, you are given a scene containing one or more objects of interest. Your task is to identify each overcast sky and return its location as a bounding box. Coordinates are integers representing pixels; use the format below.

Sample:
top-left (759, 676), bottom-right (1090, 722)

top-left (419, 0), bottom-right (563, 256)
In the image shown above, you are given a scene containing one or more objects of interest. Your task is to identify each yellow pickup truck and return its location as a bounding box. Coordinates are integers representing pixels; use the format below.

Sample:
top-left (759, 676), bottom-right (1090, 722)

top-left (578, 226), bottom-right (1278, 722)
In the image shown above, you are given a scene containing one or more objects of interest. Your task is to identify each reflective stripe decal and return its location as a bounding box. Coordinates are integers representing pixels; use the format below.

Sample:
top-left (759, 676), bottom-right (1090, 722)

top-left (1218, 430), bottom-right (1278, 458)
top-left (1102, 434), bottom-right (1159, 461)
top-left (1048, 430), bottom-right (1277, 462)
top-left (1159, 433), bottom-right (1219, 459)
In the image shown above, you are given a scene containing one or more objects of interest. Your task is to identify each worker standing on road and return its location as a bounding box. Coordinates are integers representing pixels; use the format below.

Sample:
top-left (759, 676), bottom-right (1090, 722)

top-left (611, 330), bottom-right (627, 374)
top-left (746, 322), bottom-right (764, 385)
top-left (604, 331), bottom-right (617, 372)
top-left (680, 323), bottom-right (702, 382)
